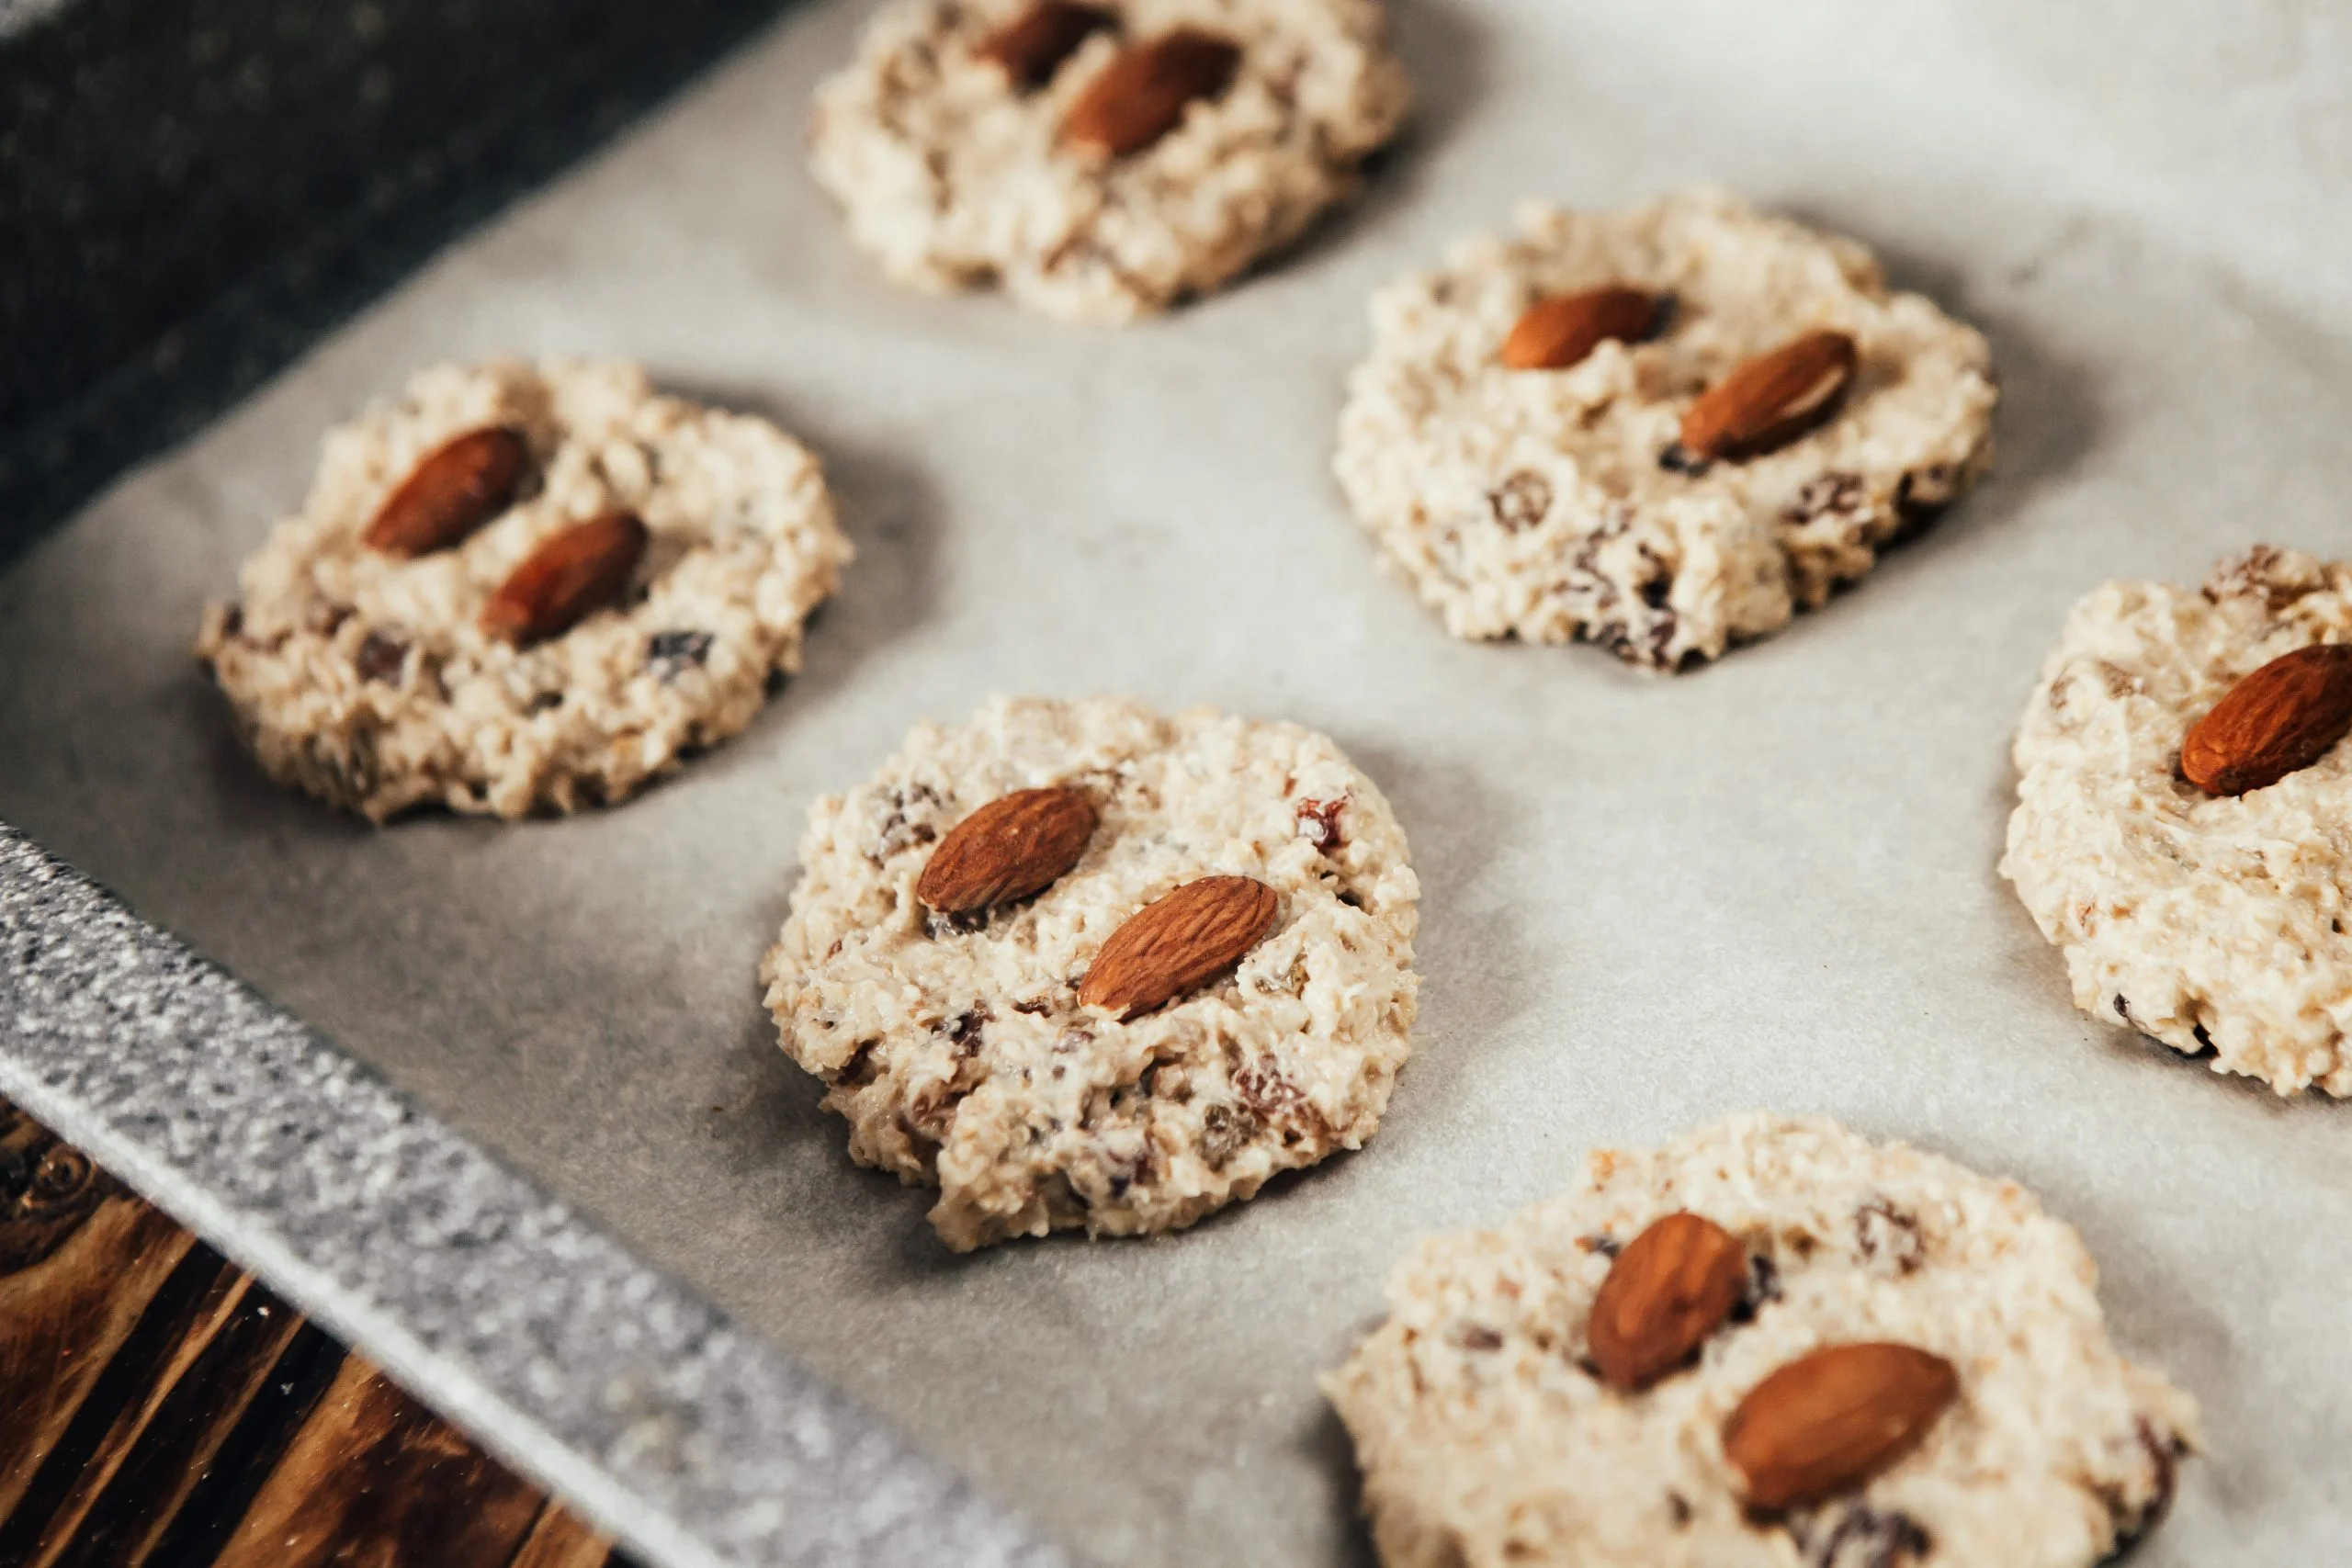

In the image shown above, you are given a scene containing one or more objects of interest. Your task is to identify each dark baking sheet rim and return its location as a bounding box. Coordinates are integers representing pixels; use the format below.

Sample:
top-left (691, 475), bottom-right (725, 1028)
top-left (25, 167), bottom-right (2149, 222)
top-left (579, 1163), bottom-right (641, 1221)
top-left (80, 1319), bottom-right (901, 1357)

top-left (1, 0), bottom-right (797, 563)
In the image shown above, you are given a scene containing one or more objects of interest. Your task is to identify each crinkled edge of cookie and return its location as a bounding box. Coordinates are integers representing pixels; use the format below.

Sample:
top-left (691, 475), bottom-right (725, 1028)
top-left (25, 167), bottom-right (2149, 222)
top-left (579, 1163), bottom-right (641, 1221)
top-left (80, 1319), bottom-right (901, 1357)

top-left (1325, 1113), bottom-right (2199, 1568)
top-left (808, 0), bottom-right (1412, 323)
top-left (2003, 543), bottom-right (2352, 1097)
top-left (760, 694), bottom-right (1419, 1248)
top-left (1334, 186), bottom-right (1996, 669)
top-left (195, 359), bottom-right (850, 820)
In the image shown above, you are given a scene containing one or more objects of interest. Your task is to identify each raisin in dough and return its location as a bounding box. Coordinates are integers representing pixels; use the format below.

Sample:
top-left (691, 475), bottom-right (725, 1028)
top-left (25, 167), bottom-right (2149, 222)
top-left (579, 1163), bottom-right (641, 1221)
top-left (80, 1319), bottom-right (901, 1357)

top-left (196, 360), bottom-right (849, 819)
top-left (760, 696), bottom-right (1419, 1249)
top-left (2002, 546), bottom-right (2352, 1097)
top-left (1334, 188), bottom-right (1996, 667)
top-left (807, 0), bottom-right (1411, 324)
top-left (1326, 1114), bottom-right (2198, 1568)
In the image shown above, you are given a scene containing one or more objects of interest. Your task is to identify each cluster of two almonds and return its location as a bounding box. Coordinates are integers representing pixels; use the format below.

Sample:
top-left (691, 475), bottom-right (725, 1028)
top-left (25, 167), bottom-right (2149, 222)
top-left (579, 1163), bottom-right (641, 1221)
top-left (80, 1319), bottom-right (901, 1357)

top-left (980, 1), bottom-right (1240, 159)
top-left (365, 427), bottom-right (648, 647)
top-left (1586, 1212), bottom-right (1959, 1513)
top-left (1499, 286), bottom-right (1860, 467)
top-left (916, 784), bottom-right (1281, 1018)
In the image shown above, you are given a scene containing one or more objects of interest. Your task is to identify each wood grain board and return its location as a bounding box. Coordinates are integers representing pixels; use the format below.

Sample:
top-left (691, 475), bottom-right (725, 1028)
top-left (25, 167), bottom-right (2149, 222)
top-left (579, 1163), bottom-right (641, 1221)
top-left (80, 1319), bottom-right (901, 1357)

top-left (0, 1096), bottom-right (640, 1568)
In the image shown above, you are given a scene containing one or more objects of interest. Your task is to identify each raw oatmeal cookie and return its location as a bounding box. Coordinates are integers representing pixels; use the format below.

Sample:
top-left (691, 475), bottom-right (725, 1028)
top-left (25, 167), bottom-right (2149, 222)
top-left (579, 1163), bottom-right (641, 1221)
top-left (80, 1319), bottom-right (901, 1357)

top-left (197, 360), bottom-right (849, 819)
top-left (807, 0), bottom-right (1411, 323)
top-left (2003, 545), bottom-right (2352, 1096)
top-left (1334, 187), bottom-right (1996, 667)
top-left (1325, 1114), bottom-right (2198, 1568)
top-left (760, 695), bottom-right (1419, 1249)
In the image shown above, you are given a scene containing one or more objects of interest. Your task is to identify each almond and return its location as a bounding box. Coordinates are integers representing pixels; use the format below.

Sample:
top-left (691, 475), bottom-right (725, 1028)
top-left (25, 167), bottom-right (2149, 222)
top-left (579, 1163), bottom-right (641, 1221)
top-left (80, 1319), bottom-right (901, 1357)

top-left (1676, 330), bottom-right (1858, 463)
top-left (978, 0), bottom-right (1114, 89)
top-left (917, 786), bottom-right (1100, 914)
top-left (1079, 875), bottom-right (1278, 1019)
top-left (2180, 643), bottom-right (2352, 795)
top-left (364, 427), bottom-right (530, 558)
top-left (1587, 1212), bottom-right (1748, 1391)
top-left (1723, 1342), bottom-right (1959, 1512)
top-left (1500, 286), bottom-right (1659, 372)
top-left (480, 513), bottom-right (648, 646)
top-left (1060, 28), bottom-right (1240, 158)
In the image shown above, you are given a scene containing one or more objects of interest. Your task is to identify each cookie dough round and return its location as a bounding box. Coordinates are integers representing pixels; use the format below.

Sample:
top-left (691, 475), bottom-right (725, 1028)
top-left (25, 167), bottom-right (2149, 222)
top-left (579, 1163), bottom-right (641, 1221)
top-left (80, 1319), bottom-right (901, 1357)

top-left (760, 695), bottom-right (1419, 1249)
top-left (2003, 545), bottom-right (2352, 1097)
top-left (1325, 1114), bottom-right (2198, 1568)
top-left (196, 360), bottom-right (850, 819)
top-left (808, 0), bottom-right (1411, 324)
top-left (1333, 187), bottom-right (1996, 668)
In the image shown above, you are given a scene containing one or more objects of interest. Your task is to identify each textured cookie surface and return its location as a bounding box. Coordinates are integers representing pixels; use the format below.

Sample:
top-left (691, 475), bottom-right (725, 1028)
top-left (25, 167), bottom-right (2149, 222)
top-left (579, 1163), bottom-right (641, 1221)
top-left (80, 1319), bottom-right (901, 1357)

top-left (2003, 545), bottom-right (2352, 1096)
top-left (1334, 188), bottom-right (1996, 667)
top-left (1325, 1115), bottom-right (2197, 1568)
top-left (196, 361), bottom-right (849, 819)
top-left (808, 0), bottom-right (1410, 323)
top-left (760, 695), bottom-right (1419, 1249)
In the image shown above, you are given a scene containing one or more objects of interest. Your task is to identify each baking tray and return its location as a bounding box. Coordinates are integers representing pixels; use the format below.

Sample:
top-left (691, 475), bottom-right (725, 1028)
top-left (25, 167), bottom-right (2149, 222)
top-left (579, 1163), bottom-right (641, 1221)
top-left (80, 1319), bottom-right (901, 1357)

top-left (5, 2), bottom-right (2351, 1563)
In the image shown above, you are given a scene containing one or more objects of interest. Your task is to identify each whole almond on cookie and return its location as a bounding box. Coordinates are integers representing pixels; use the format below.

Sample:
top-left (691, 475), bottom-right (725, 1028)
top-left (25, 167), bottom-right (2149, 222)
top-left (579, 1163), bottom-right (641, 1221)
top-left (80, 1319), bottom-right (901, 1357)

top-left (978, 0), bottom-right (1114, 89)
top-left (481, 512), bottom-right (648, 645)
top-left (1500, 286), bottom-right (1658, 372)
top-left (1060, 29), bottom-right (1241, 158)
top-left (2180, 643), bottom-right (2352, 795)
top-left (1080, 875), bottom-right (1278, 1019)
top-left (1676, 329), bottom-right (1858, 463)
top-left (1587, 1212), bottom-right (1748, 1391)
top-left (1723, 1342), bottom-right (1959, 1511)
top-left (364, 427), bottom-right (530, 557)
top-left (918, 786), bottom-right (1099, 914)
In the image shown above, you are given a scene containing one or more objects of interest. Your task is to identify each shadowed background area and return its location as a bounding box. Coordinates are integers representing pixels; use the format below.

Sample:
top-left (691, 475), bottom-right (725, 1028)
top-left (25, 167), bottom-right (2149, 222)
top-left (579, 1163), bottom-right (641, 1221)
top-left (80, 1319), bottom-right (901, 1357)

top-left (0, 0), bottom-right (797, 558)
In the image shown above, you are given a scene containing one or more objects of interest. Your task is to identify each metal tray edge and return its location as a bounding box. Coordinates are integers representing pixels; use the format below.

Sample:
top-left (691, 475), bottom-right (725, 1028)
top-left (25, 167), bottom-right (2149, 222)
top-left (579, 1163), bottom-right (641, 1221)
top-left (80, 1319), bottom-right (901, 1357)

top-left (0, 823), bottom-right (1069, 1568)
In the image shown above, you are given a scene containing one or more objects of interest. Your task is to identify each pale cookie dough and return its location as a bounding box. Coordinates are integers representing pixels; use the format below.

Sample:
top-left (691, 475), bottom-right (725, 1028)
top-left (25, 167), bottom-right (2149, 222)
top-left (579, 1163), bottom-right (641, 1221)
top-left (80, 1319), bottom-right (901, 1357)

top-left (197, 360), bottom-right (850, 819)
top-left (760, 695), bottom-right (1419, 1249)
top-left (2004, 545), bottom-right (2352, 1096)
top-left (807, 0), bottom-right (1411, 323)
top-left (1326, 1114), bottom-right (2198, 1568)
top-left (1334, 187), bottom-right (1996, 668)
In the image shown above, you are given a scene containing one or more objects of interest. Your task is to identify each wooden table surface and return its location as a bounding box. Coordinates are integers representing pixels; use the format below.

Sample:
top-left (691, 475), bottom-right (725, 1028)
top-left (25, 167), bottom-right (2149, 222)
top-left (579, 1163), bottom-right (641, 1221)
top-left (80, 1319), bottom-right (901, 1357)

top-left (1, 1095), bottom-right (644, 1568)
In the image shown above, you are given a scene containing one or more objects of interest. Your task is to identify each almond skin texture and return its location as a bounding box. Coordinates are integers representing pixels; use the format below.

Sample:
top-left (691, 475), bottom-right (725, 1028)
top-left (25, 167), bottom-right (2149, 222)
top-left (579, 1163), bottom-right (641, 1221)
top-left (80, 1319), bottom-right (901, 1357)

top-left (917, 787), bottom-right (1099, 914)
top-left (1079, 874), bottom-right (1279, 1019)
top-left (1500, 286), bottom-right (1658, 372)
top-left (1724, 1342), bottom-right (1960, 1512)
top-left (2180, 643), bottom-right (2352, 795)
top-left (363, 426), bottom-right (530, 558)
top-left (1677, 329), bottom-right (1859, 462)
top-left (1587, 1212), bottom-right (1748, 1391)
top-left (480, 513), bottom-right (649, 646)
top-left (1060, 29), bottom-right (1241, 159)
top-left (978, 0), bottom-right (1114, 89)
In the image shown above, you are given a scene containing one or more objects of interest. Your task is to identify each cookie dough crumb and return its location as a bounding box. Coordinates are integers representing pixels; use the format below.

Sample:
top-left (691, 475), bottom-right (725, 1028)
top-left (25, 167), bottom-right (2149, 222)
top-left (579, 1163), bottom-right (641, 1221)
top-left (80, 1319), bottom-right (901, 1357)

top-left (197, 360), bottom-right (848, 819)
top-left (1334, 187), bottom-right (1996, 667)
top-left (808, 0), bottom-right (1412, 323)
top-left (1326, 1114), bottom-right (2197, 1568)
top-left (761, 695), bottom-right (1419, 1247)
top-left (2004, 544), bottom-right (2352, 1095)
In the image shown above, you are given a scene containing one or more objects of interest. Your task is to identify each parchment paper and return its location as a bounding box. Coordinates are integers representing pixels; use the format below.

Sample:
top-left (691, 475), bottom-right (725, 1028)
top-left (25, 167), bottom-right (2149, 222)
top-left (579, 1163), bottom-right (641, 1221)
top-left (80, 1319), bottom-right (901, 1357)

top-left (5, 2), bottom-right (2350, 1562)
